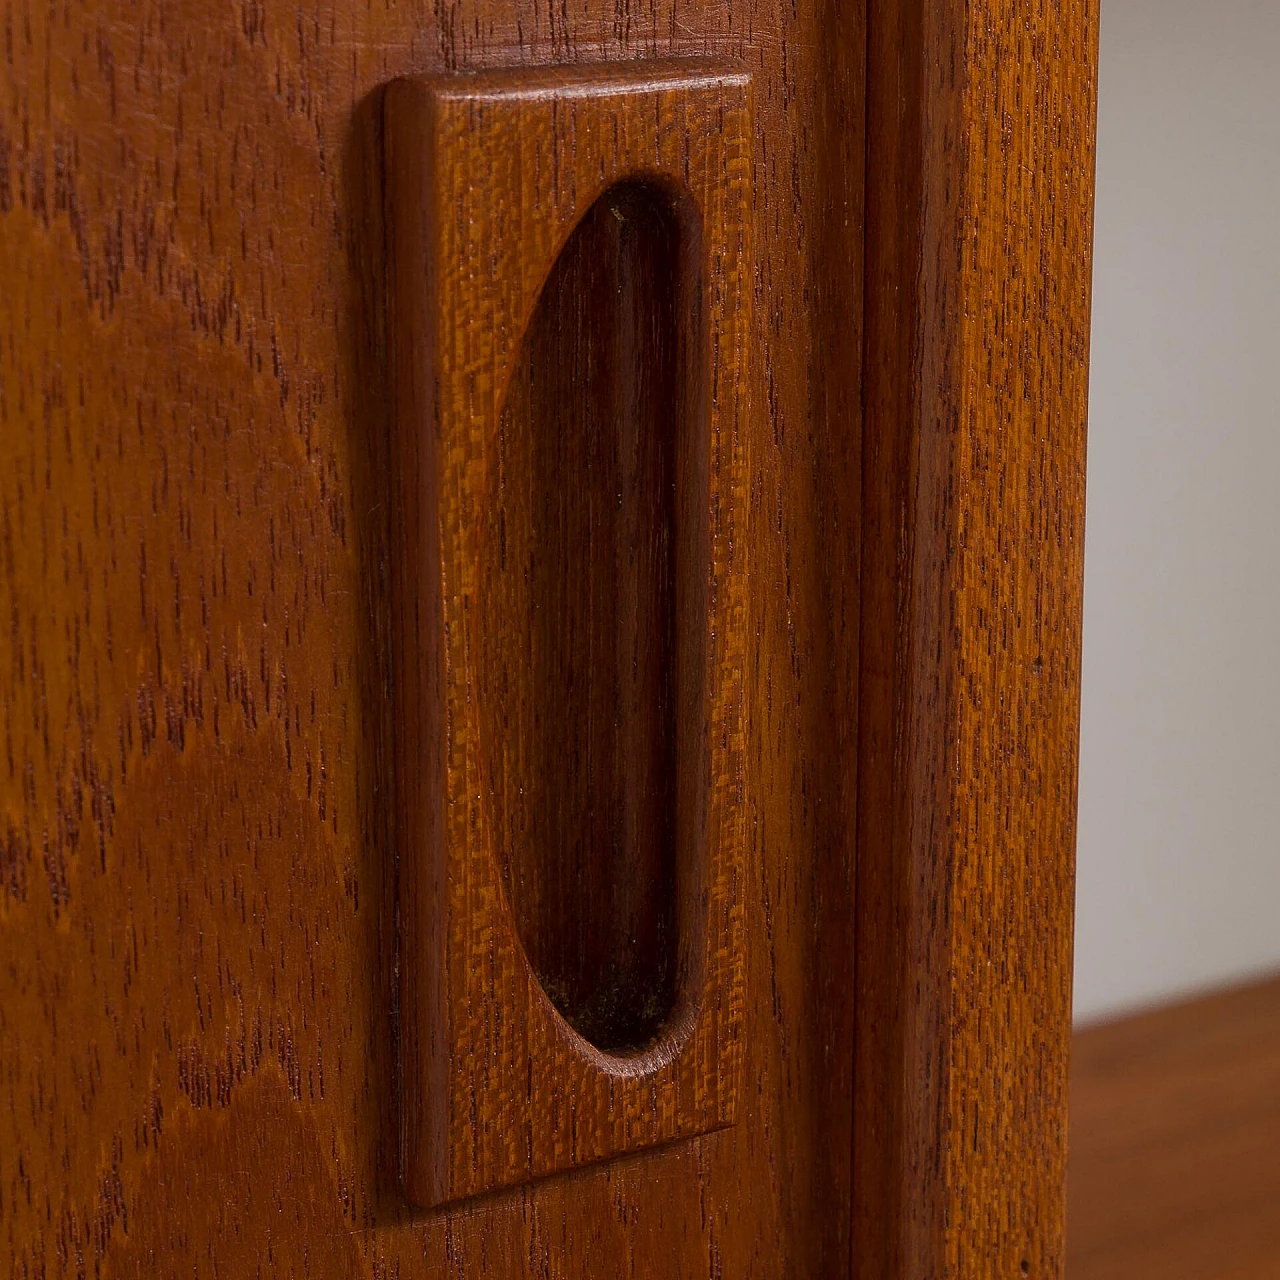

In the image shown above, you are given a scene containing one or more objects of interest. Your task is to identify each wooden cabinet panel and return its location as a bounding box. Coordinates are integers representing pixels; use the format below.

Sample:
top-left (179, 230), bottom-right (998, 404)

top-left (0, 0), bottom-right (1096, 1275)
top-left (855, 2), bottom-right (1098, 1275)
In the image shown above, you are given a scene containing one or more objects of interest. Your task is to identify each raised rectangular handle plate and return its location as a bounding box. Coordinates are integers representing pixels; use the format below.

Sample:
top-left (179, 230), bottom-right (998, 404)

top-left (386, 60), bottom-right (751, 1209)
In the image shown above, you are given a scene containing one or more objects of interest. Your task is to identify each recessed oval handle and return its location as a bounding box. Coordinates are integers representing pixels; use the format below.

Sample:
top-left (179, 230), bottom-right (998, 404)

top-left (480, 179), bottom-right (706, 1055)
top-left (386, 61), bottom-right (751, 1210)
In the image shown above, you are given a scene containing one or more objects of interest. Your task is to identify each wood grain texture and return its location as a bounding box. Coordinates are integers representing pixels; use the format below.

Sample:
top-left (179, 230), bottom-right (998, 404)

top-left (384, 64), bottom-right (750, 1208)
top-left (0, 3), bottom-right (864, 1276)
top-left (855, 0), bottom-right (1098, 1276)
top-left (0, 0), bottom-right (1097, 1268)
top-left (1068, 975), bottom-right (1280, 1280)
top-left (490, 182), bottom-right (687, 1058)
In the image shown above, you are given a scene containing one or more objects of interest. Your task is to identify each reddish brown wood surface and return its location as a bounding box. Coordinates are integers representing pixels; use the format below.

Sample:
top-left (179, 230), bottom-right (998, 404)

top-left (491, 181), bottom-right (689, 1056)
top-left (856, 0), bottom-right (1098, 1275)
top-left (385, 64), bottom-right (751, 1208)
top-left (0, 4), bottom-right (862, 1276)
top-left (0, 0), bottom-right (1096, 1272)
top-left (1068, 975), bottom-right (1280, 1280)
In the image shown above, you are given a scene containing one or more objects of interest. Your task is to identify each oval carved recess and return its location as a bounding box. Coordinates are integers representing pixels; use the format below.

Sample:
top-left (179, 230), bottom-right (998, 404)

top-left (477, 179), bottom-right (707, 1055)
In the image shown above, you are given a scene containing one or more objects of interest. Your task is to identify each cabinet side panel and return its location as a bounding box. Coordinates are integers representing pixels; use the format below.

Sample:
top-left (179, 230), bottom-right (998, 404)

top-left (857, 0), bottom-right (1098, 1275)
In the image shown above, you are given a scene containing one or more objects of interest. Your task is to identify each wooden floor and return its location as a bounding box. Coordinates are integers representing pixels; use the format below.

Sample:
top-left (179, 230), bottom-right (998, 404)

top-left (1067, 973), bottom-right (1280, 1279)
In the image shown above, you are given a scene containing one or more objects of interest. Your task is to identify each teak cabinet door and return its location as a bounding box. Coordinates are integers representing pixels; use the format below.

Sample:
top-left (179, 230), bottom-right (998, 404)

top-left (0, 2), bottom-right (1097, 1277)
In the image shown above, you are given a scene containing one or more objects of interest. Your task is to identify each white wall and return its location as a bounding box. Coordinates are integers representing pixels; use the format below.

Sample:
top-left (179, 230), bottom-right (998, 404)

top-left (1073, 0), bottom-right (1280, 1024)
